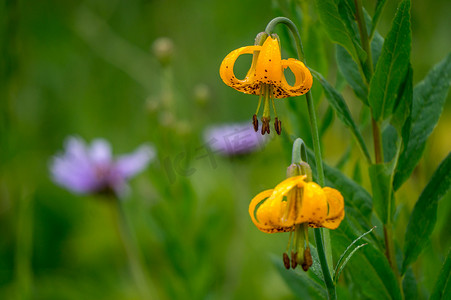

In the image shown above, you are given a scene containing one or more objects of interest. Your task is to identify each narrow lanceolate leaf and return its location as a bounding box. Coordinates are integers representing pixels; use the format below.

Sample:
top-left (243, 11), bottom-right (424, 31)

top-left (390, 64), bottom-right (413, 148)
top-left (314, 0), bottom-right (366, 63)
top-left (430, 248), bottom-right (451, 300)
top-left (337, 45), bottom-right (368, 103)
top-left (371, 31), bottom-right (384, 70)
top-left (331, 219), bottom-right (402, 299)
top-left (319, 106), bottom-right (335, 138)
top-left (368, 0), bottom-right (411, 121)
top-left (369, 163), bottom-right (395, 224)
top-left (336, 31), bottom-right (384, 105)
top-left (402, 268), bottom-right (418, 300)
top-left (311, 70), bottom-right (371, 163)
top-left (334, 226), bottom-right (375, 282)
top-left (402, 153), bottom-right (451, 274)
top-left (370, 0), bottom-right (388, 39)
top-left (307, 149), bottom-right (373, 225)
top-left (394, 53), bottom-right (451, 190)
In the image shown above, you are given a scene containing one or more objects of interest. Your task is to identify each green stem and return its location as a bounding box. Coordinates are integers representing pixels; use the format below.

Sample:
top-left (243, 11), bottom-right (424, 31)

top-left (371, 117), bottom-right (384, 164)
top-left (266, 17), bottom-right (335, 300)
top-left (291, 138), bottom-right (308, 164)
top-left (354, 0), bottom-right (401, 291)
top-left (265, 17), bottom-right (305, 61)
top-left (383, 225), bottom-right (398, 273)
top-left (15, 190), bottom-right (33, 300)
top-left (354, 0), bottom-right (384, 166)
top-left (113, 198), bottom-right (157, 300)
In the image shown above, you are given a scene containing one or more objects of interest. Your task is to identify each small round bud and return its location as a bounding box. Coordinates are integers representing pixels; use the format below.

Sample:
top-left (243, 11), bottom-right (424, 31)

top-left (152, 37), bottom-right (174, 66)
top-left (175, 120), bottom-right (192, 136)
top-left (145, 96), bottom-right (160, 113)
top-left (193, 83), bottom-right (210, 106)
top-left (254, 32), bottom-right (268, 46)
top-left (287, 163), bottom-right (301, 178)
top-left (159, 111), bottom-right (175, 127)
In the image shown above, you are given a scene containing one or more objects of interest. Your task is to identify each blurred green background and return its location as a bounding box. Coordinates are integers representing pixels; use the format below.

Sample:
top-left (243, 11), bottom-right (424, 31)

top-left (1, 0), bottom-right (450, 299)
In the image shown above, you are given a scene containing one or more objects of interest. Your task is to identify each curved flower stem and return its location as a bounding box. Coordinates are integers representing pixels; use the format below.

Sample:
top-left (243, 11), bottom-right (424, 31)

top-left (112, 198), bottom-right (156, 299)
top-left (268, 17), bottom-right (336, 300)
top-left (291, 138), bottom-right (308, 164)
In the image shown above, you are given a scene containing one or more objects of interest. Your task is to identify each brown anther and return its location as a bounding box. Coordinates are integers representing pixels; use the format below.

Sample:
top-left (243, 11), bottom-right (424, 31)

top-left (252, 114), bottom-right (259, 132)
top-left (274, 117), bottom-right (282, 135)
top-left (261, 117), bottom-right (271, 135)
top-left (291, 251), bottom-right (298, 269)
top-left (302, 248), bottom-right (313, 271)
top-left (283, 252), bottom-right (290, 269)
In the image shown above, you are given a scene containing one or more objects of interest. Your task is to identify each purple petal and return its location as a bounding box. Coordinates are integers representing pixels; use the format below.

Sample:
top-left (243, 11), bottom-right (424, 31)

top-left (89, 139), bottom-right (112, 165)
top-left (115, 144), bottom-right (155, 178)
top-left (203, 122), bottom-right (269, 155)
top-left (50, 137), bottom-right (100, 193)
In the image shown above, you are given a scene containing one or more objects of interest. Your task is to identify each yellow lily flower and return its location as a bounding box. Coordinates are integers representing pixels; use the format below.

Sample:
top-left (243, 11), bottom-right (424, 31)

top-left (220, 35), bottom-right (313, 135)
top-left (249, 174), bottom-right (344, 270)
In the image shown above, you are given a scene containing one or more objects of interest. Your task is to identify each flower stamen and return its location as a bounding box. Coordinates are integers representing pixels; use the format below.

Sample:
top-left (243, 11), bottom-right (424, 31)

top-left (220, 35), bottom-right (313, 136)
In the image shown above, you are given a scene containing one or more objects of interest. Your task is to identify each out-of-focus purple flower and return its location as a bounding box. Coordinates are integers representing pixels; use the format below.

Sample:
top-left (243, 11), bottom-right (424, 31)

top-left (50, 136), bottom-right (155, 197)
top-left (203, 122), bottom-right (269, 156)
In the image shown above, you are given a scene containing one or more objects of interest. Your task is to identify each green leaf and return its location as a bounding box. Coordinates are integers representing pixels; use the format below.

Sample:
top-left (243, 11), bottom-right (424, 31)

top-left (369, 163), bottom-right (395, 224)
top-left (335, 243), bottom-right (368, 283)
top-left (314, 0), bottom-right (365, 63)
top-left (331, 219), bottom-right (402, 299)
top-left (311, 70), bottom-right (371, 163)
top-left (368, 0), bottom-right (411, 121)
top-left (307, 149), bottom-right (373, 224)
top-left (334, 226), bottom-right (375, 282)
top-left (370, 0), bottom-right (387, 39)
top-left (319, 106), bottom-right (335, 138)
top-left (390, 64), bottom-right (413, 149)
top-left (402, 268), bottom-right (418, 300)
top-left (272, 255), bottom-right (326, 300)
top-left (371, 31), bottom-right (384, 68)
top-left (336, 31), bottom-right (384, 105)
top-left (382, 125), bottom-right (398, 163)
top-left (430, 248), bottom-right (451, 300)
top-left (336, 45), bottom-right (368, 103)
top-left (352, 160), bottom-right (362, 185)
top-left (402, 153), bottom-right (451, 273)
top-left (335, 146), bottom-right (351, 170)
top-left (394, 53), bottom-right (451, 190)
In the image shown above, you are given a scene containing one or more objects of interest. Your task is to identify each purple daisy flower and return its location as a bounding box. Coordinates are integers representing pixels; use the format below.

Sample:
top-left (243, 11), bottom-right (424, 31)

top-left (50, 136), bottom-right (155, 197)
top-left (203, 122), bottom-right (269, 156)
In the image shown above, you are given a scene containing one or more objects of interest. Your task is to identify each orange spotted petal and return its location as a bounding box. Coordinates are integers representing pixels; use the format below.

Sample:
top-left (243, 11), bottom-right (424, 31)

top-left (249, 189), bottom-right (295, 233)
top-left (296, 182), bottom-right (328, 226)
top-left (254, 36), bottom-right (283, 85)
top-left (269, 175), bottom-right (306, 201)
top-left (321, 187), bottom-right (345, 229)
top-left (219, 45), bottom-right (262, 95)
top-left (274, 58), bottom-right (313, 98)
top-left (249, 189), bottom-right (276, 233)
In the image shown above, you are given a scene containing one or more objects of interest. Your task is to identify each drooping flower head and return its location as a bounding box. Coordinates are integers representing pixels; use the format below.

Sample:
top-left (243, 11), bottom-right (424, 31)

top-left (203, 122), bottom-right (269, 156)
top-left (249, 163), bottom-right (344, 271)
top-left (50, 136), bottom-right (155, 197)
top-left (220, 34), bottom-right (313, 135)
